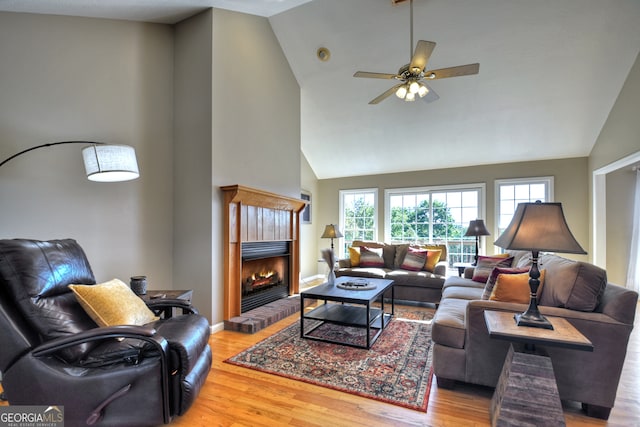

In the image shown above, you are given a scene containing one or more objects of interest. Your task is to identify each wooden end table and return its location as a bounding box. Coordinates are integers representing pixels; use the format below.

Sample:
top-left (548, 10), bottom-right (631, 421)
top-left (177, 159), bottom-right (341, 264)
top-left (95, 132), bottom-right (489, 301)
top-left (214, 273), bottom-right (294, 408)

top-left (484, 311), bottom-right (593, 427)
top-left (300, 276), bottom-right (394, 349)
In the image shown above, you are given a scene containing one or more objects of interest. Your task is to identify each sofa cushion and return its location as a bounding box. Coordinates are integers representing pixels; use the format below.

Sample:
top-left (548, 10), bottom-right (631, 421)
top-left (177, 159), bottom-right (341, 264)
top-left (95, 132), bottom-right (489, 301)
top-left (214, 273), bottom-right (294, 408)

top-left (471, 256), bottom-right (514, 283)
top-left (481, 266), bottom-right (531, 300)
top-left (432, 298), bottom-right (469, 349)
top-left (538, 254), bottom-right (607, 311)
top-left (385, 270), bottom-right (445, 289)
top-left (400, 248), bottom-right (428, 271)
top-left (442, 285), bottom-right (484, 301)
top-left (359, 247), bottom-right (385, 267)
top-left (489, 270), bottom-right (545, 304)
top-left (335, 267), bottom-right (389, 280)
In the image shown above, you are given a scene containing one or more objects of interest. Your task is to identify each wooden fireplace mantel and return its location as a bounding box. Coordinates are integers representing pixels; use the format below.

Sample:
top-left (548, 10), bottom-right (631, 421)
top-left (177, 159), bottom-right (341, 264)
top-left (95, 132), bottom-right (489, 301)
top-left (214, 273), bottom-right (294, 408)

top-left (221, 185), bottom-right (307, 320)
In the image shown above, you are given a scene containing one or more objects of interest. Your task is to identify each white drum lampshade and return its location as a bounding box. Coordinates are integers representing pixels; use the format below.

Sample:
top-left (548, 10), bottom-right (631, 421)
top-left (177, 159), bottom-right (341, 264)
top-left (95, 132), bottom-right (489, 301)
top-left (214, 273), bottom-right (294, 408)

top-left (82, 145), bottom-right (139, 182)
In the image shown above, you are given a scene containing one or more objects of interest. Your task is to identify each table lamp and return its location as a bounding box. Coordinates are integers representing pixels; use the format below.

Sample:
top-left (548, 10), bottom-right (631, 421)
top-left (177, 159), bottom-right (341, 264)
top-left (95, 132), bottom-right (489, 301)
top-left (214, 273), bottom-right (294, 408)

top-left (464, 219), bottom-right (491, 265)
top-left (494, 201), bottom-right (586, 329)
top-left (321, 224), bottom-right (343, 250)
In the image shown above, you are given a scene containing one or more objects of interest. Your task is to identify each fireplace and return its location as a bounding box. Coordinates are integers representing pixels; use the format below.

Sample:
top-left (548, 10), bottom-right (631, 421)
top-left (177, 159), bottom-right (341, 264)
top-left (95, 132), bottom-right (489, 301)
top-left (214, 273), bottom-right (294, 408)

top-left (221, 185), bottom-right (306, 320)
top-left (241, 241), bottom-right (290, 312)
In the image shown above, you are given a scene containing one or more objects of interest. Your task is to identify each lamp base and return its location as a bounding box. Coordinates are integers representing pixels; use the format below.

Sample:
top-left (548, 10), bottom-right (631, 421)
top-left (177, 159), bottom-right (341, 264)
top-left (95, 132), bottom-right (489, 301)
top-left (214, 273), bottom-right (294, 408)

top-left (514, 312), bottom-right (554, 330)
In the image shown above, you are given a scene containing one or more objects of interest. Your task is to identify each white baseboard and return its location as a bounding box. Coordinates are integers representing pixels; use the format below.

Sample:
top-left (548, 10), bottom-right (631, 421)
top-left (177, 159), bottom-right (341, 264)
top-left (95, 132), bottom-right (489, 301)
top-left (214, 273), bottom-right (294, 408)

top-left (210, 322), bottom-right (225, 334)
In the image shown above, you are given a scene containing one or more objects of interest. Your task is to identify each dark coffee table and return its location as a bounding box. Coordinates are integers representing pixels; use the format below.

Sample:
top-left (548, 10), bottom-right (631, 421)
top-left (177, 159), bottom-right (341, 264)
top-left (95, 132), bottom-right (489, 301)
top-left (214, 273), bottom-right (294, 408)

top-left (300, 276), bottom-right (394, 349)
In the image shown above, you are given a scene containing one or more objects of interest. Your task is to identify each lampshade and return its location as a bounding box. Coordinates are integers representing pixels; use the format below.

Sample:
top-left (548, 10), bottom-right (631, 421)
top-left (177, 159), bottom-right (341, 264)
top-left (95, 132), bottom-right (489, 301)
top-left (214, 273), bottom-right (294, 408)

top-left (464, 219), bottom-right (491, 237)
top-left (82, 145), bottom-right (139, 182)
top-left (321, 224), bottom-right (343, 239)
top-left (494, 202), bottom-right (586, 254)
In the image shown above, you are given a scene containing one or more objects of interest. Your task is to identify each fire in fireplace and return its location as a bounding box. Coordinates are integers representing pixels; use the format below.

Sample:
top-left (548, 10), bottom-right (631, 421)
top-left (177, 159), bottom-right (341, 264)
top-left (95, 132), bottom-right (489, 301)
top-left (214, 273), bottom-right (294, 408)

top-left (241, 241), bottom-right (290, 312)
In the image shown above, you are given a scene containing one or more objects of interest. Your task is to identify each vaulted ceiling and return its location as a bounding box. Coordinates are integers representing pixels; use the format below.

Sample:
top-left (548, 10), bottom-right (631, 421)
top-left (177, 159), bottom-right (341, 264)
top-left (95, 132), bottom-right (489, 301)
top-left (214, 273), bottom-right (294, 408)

top-left (2, 0), bottom-right (639, 179)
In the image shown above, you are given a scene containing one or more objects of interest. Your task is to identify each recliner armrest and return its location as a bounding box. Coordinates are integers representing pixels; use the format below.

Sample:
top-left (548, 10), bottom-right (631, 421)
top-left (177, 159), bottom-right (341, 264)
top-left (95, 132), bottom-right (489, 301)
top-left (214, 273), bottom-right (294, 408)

top-left (145, 299), bottom-right (199, 315)
top-left (32, 325), bottom-right (164, 358)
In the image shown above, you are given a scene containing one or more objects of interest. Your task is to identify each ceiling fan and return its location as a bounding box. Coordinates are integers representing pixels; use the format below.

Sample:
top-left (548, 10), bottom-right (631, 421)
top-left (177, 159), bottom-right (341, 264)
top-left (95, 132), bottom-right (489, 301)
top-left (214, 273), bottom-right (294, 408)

top-left (354, 0), bottom-right (479, 105)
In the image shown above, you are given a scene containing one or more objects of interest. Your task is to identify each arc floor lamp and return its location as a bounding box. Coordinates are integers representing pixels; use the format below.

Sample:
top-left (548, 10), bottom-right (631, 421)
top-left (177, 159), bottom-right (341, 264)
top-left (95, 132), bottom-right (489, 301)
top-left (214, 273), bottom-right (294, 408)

top-left (0, 141), bottom-right (139, 182)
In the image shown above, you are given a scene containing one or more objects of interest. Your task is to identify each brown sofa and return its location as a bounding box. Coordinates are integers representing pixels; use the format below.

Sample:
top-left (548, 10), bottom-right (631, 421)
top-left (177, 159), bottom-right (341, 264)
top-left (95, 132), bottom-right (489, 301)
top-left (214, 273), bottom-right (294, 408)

top-left (431, 250), bottom-right (638, 419)
top-left (335, 240), bottom-right (447, 305)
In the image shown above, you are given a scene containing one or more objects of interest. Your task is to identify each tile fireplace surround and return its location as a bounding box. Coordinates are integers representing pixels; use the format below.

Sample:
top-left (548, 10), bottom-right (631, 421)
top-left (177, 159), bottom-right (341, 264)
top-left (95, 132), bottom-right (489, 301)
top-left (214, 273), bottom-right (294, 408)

top-left (221, 185), bottom-right (306, 321)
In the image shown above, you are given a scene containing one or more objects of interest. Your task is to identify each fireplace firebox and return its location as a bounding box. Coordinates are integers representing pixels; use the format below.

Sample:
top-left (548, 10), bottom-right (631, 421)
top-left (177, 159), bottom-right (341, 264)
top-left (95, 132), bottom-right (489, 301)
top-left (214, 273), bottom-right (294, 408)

top-left (241, 241), bottom-right (290, 312)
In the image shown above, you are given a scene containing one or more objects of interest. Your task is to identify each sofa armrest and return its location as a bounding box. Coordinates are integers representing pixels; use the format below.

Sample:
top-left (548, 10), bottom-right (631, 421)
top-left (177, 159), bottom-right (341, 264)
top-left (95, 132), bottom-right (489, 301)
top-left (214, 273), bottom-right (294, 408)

top-left (597, 283), bottom-right (638, 325)
top-left (434, 261), bottom-right (447, 277)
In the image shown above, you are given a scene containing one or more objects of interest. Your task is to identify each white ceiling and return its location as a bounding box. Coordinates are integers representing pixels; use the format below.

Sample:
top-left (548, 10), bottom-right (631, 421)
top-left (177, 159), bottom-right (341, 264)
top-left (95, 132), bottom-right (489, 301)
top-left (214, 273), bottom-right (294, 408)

top-left (1, 0), bottom-right (639, 179)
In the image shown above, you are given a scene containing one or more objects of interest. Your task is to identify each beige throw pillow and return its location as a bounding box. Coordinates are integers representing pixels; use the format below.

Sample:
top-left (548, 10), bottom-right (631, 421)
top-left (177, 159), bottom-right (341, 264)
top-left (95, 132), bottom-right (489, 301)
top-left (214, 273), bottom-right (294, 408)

top-left (69, 278), bottom-right (158, 327)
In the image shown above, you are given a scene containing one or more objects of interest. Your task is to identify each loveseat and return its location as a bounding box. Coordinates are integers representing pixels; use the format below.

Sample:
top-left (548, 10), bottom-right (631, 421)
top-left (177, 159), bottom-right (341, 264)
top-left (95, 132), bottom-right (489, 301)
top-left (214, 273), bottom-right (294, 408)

top-left (431, 251), bottom-right (638, 419)
top-left (336, 240), bottom-right (448, 305)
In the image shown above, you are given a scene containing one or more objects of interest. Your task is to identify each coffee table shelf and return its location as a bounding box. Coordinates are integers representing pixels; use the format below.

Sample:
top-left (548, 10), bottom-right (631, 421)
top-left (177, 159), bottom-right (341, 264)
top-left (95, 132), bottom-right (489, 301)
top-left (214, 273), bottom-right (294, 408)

top-left (300, 276), bottom-right (395, 349)
top-left (304, 303), bottom-right (391, 329)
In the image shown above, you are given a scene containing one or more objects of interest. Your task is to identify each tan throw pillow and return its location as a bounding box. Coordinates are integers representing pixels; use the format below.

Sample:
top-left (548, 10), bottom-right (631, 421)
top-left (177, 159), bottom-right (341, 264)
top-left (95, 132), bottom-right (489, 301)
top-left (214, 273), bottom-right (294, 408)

top-left (490, 270), bottom-right (546, 304)
top-left (69, 279), bottom-right (158, 327)
top-left (348, 247), bottom-right (361, 267)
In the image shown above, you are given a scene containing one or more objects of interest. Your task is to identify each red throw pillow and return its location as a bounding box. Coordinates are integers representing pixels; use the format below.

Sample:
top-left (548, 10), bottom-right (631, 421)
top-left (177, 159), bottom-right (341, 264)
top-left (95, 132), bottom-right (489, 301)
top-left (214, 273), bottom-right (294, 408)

top-left (359, 247), bottom-right (385, 268)
top-left (471, 256), bottom-right (514, 283)
top-left (400, 248), bottom-right (428, 271)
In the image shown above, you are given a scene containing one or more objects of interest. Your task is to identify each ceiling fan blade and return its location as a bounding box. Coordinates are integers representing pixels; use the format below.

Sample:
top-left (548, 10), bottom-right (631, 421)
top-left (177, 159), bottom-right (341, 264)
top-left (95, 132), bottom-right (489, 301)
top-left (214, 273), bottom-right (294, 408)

top-left (409, 40), bottom-right (436, 72)
top-left (424, 63), bottom-right (480, 80)
top-left (421, 84), bottom-right (440, 103)
top-left (369, 84), bottom-right (403, 105)
top-left (354, 71), bottom-right (397, 79)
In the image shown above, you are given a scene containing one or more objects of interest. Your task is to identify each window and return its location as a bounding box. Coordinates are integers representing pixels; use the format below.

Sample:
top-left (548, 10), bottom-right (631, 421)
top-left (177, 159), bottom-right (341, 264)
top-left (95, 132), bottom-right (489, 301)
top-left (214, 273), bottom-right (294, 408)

top-left (385, 184), bottom-right (485, 265)
top-left (339, 189), bottom-right (378, 257)
top-left (495, 177), bottom-right (554, 237)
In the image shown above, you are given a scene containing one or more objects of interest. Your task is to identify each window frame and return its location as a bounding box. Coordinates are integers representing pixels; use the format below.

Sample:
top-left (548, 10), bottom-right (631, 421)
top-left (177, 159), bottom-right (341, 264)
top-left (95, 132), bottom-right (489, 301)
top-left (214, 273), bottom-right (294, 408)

top-left (494, 176), bottom-right (554, 250)
top-left (384, 183), bottom-right (486, 264)
top-left (338, 188), bottom-right (379, 258)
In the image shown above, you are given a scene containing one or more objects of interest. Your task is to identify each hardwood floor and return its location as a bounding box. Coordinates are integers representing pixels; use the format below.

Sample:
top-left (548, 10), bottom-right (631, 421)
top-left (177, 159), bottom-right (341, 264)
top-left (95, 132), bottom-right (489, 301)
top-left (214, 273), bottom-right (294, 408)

top-left (171, 302), bottom-right (640, 427)
top-left (1, 302), bottom-right (638, 426)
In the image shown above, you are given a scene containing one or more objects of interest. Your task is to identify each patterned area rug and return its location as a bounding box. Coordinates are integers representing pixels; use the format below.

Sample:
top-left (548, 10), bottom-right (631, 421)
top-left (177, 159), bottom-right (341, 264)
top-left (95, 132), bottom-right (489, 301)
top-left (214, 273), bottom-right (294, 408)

top-left (225, 306), bottom-right (434, 411)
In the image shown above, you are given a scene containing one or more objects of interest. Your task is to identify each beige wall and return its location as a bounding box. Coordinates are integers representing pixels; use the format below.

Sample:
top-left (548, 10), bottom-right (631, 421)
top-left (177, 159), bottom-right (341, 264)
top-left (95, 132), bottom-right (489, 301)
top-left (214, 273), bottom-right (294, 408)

top-left (589, 52), bottom-right (640, 171)
top-left (314, 157), bottom-right (589, 262)
top-left (173, 9), bottom-right (302, 324)
top-left (589, 52), bottom-right (640, 285)
top-left (605, 168), bottom-right (635, 284)
top-left (300, 153), bottom-right (319, 280)
top-left (210, 9), bottom-right (301, 324)
top-left (0, 12), bottom-right (175, 285)
top-left (0, 9), bottom-right (301, 326)
top-left (174, 11), bottom-right (214, 322)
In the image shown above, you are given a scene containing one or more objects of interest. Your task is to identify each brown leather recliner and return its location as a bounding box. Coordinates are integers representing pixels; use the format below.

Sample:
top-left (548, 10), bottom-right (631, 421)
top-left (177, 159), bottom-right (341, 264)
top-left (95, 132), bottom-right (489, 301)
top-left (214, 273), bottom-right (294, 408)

top-left (0, 238), bottom-right (212, 426)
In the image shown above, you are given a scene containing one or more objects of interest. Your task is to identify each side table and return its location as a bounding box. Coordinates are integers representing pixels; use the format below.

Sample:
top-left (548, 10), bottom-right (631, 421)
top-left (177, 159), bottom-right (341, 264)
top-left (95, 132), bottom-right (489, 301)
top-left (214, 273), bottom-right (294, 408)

top-left (484, 311), bottom-right (593, 427)
top-left (452, 262), bottom-right (473, 277)
top-left (140, 289), bottom-right (193, 318)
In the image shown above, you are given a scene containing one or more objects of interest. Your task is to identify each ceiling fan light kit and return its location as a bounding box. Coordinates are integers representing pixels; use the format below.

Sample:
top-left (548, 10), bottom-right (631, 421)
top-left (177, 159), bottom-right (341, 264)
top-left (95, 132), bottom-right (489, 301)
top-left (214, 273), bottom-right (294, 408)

top-left (354, 0), bottom-right (479, 105)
